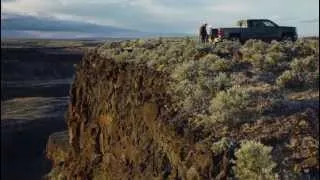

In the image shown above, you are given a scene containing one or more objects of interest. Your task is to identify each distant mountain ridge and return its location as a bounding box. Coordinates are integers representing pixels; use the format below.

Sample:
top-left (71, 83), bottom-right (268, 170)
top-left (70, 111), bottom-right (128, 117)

top-left (1, 14), bottom-right (155, 39)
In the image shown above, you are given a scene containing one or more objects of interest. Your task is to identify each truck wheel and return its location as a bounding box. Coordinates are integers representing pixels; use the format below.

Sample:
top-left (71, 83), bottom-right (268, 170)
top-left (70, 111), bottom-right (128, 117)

top-left (282, 35), bottom-right (293, 42)
top-left (230, 36), bottom-right (240, 42)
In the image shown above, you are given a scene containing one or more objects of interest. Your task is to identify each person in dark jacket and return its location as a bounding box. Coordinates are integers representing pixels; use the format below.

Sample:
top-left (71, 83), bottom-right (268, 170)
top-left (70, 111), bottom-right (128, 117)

top-left (199, 23), bottom-right (208, 43)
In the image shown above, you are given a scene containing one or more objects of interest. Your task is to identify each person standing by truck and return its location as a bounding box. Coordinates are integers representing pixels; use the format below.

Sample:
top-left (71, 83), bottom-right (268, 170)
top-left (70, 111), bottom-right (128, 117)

top-left (199, 23), bottom-right (208, 43)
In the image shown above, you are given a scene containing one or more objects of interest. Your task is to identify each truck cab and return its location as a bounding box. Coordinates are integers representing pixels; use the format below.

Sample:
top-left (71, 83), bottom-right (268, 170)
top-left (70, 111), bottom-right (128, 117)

top-left (245, 19), bottom-right (297, 41)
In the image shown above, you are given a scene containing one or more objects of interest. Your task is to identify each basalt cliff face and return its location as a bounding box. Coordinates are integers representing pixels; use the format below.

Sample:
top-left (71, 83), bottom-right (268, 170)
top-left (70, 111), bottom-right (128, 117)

top-left (46, 39), bottom-right (319, 180)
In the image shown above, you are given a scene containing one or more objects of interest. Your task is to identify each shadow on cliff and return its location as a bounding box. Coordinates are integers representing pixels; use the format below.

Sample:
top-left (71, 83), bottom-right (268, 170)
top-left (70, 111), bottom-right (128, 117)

top-left (1, 117), bottom-right (67, 180)
top-left (1, 46), bottom-right (83, 180)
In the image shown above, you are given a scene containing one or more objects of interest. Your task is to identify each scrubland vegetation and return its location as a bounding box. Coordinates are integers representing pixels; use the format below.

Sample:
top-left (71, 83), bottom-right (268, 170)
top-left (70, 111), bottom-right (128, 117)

top-left (97, 37), bottom-right (318, 125)
top-left (47, 37), bottom-right (319, 179)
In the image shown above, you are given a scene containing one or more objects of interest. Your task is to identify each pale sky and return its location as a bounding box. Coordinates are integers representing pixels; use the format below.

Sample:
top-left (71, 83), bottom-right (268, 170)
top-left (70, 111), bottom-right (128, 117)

top-left (1, 0), bottom-right (319, 36)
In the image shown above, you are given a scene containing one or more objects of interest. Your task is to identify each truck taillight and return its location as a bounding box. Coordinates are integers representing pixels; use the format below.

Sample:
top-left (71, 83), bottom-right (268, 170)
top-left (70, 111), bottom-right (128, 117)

top-left (218, 29), bottom-right (224, 37)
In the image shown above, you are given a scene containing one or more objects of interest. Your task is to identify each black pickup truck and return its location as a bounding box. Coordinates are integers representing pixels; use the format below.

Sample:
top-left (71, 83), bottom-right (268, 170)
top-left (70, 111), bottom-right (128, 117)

top-left (210, 19), bottom-right (298, 43)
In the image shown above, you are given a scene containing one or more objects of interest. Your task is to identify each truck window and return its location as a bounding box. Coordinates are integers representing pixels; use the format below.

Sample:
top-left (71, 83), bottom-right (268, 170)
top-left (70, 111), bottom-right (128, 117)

top-left (251, 21), bottom-right (264, 28)
top-left (262, 21), bottom-right (276, 27)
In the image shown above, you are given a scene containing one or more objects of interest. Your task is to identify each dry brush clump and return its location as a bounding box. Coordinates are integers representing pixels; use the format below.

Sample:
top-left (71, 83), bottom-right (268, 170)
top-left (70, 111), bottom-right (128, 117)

top-left (208, 86), bottom-right (251, 126)
top-left (234, 140), bottom-right (277, 180)
top-left (276, 55), bottom-right (319, 89)
top-left (240, 39), bottom-right (318, 73)
top-left (46, 37), bottom-right (319, 179)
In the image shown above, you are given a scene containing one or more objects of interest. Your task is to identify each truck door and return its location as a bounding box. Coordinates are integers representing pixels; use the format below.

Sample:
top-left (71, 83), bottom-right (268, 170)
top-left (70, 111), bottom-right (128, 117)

top-left (246, 20), bottom-right (265, 40)
top-left (261, 20), bottom-right (280, 41)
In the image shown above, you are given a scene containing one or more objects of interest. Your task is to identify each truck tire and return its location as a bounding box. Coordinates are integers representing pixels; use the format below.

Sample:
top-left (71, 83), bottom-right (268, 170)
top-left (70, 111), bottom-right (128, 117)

top-left (281, 34), bottom-right (294, 42)
top-left (229, 35), bottom-right (241, 42)
top-left (230, 36), bottom-right (245, 44)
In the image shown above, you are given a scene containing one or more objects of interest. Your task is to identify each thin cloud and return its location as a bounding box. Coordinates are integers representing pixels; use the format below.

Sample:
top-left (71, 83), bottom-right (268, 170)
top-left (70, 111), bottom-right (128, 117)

top-left (300, 18), bottom-right (319, 23)
top-left (2, 0), bottom-right (61, 16)
top-left (209, 3), bottom-right (250, 13)
top-left (128, 0), bottom-right (187, 19)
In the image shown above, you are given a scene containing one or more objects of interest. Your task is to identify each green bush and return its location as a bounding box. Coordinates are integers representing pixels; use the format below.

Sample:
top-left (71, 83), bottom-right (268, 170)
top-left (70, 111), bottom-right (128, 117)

top-left (212, 58), bottom-right (233, 72)
top-left (242, 39), bottom-right (268, 54)
top-left (239, 39), bottom-right (319, 72)
top-left (243, 84), bottom-right (285, 115)
top-left (242, 51), bottom-right (287, 71)
top-left (210, 137), bottom-right (232, 154)
top-left (276, 70), bottom-right (303, 88)
top-left (291, 39), bottom-right (317, 57)
top-left (209, 86), bottom-right (250, 126)
top-left (305, 71), bottom-right (319, 89)
top-left (213, 72), bottom-right (232, 91)
top-left (170, 57), bottom-right (234, 114)
top-left (170, 60), bottom-right (213, 112)
top-left (249, 53), bottom-right (265, 70)
top-left (267, 41), bottom-right (286, 53)
top-left (234, 140), bottom-right (277, 180)
top-left (265, 51), bottom-right (288, 65)
top-left (212, 39), bottom-right (242, 55)
top-left (277, 70), bottom-right (318, 89)
top-left (276, 54), bottom-right (318, 89)
top-left (290, 55), bottom-right (318, 72)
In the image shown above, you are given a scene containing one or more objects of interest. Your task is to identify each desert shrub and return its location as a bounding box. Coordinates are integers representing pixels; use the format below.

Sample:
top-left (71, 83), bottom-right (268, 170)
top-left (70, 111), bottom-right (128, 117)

top-left (173, 81), bottom-right (210, 112)
top-left (135, 39), bottom-right (146, 47)
top-left (213, 72), bottom-right (232, 91)
top-left (170, 58), bottom-right (219, 112)
top-left (239, 41), bottom-right (268, 70)
top-left (239, 39), bottom-right (319, 72)
top-left (249, 53), bottom-right (265, 70)
top-left (305, 71), bottom-right (319, 89)
top-left (167, 45), bottom-right (184, 58)
top-left (172, 60), bottom-right (207, 82)
top-left (242, 50), bottom-right (287, 71)
top-left (230, 72), bottom-right (250, 86)
top-left (268, 41), bottom-right (286, 52)
top-left (209, 86), bottom-right (250, 126)
top-left (276, 70), bottom-right (304, 89)
top-left (290, 55), bottom-right (318, 72)
top-left (290, 39), bottom-right (318, 57)
top-left (213, 40), bottom-right (242, 56)
top-left (199, 54), bottom-right (233, 72)
top-left (212, 58), bottom-right (233, 72)
top-left (114, 51), bottom-right (132, 62)
top-left (265, 51), bottom-right (288, 65)
top-left (210, 137), bottom-right (232, 154)
top-left (170, 55), bottom-right (236, 114)
top-left (241, 39), bottom-right (268, 55)
top-left (45, 168), bottom-right (66, 180)
top-left (183, 46), bottom-right (198, 59)
top-left (173, 55), bottom-right (230, 81)
top-left (243, 84), bottom-right (285, 114)
top-left (234, 140), bottom-right (277, 180)
top-left (277, 55), bottom-right (319, 89)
